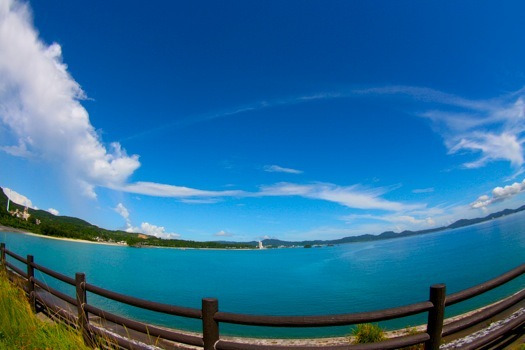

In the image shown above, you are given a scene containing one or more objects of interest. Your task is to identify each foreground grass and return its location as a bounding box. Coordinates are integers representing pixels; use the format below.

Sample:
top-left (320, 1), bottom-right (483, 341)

top-left (0, 271), bottom-right (89, 350)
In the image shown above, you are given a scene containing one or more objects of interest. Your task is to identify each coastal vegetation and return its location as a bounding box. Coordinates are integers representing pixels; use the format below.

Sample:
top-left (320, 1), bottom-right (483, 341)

top-left (0, 270), bottom-right (89, 350)
top-left (351, 323), bottom-right (385, 344)
top-left (0, 187), bottom-right (253, 249)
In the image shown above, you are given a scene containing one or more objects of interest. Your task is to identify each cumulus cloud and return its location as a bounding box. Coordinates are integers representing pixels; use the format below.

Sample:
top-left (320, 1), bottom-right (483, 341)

top-left (47, 208), bottom-right (59, 216)
top-left (264, 165), bottom-right (303, 174)
top-left (114, 202), bottom-right (180, 239)
top-left (126, 222), bottom-right (180, 239)
top-left (470, 179), bottom-right (525, 209)
top-left (257, 182), bottom-right (423, 212)
top-left (214, 230), bottom-right (233, 237)
top-left (3, 187), bottom-right (33, 208)
top-left (0, 0), bottom-right (140, 199)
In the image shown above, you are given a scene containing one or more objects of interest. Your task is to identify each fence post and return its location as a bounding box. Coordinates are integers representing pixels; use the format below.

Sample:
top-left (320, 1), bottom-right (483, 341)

top-left (75, 272), bottom-right (93, 346)
top-left (0, 243), bottom-right (5, 270)
top-left (425, 284), bottom-right (446, 350)
top-left (26, 255), bottom-right (35, 312)
top-left (202, 298), bottom-right (219, 350)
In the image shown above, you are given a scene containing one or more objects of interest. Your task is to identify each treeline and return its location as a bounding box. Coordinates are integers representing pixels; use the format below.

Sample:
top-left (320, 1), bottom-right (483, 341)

top-left (141, 237), bottom-right (253, 249)
top-left (0, 187), bottom-right (253, 249)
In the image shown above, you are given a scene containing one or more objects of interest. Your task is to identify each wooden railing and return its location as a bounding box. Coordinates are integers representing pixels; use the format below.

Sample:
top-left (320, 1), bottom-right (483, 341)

top-left (0, 242), bottom-right (523, 350)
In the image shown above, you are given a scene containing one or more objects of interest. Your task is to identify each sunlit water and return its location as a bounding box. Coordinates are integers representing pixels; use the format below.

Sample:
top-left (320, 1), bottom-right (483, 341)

top-left (1, 211), bottom-right (524, 337)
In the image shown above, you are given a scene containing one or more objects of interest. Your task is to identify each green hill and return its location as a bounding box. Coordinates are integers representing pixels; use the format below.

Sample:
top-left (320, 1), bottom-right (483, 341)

top-left (0, 187), bottom-right (253, 249)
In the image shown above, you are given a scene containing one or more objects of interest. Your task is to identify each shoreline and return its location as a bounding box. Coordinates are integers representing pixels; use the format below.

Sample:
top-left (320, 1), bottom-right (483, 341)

top-left (0, 225), bottom-right (125, 247)
top-left (0, 225), bottom-right (256, 250)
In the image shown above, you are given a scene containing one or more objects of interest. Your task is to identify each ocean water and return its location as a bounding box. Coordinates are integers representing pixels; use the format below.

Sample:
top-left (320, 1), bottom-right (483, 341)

top-left (1, 211), bottom-right (524, 338)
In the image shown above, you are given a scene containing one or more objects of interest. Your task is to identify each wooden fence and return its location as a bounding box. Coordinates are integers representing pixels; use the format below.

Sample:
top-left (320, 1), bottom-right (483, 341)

top-left (0, 243), bottom-right (523, 350)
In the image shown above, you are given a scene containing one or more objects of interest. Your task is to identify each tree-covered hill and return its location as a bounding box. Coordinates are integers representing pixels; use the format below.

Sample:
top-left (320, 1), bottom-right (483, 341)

top-left (0, 187), bottom-right (253, 249)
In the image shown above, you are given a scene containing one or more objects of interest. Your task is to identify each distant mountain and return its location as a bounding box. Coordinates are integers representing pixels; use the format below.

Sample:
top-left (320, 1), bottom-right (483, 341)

top-left (225, 204), bottom-right (525, 248)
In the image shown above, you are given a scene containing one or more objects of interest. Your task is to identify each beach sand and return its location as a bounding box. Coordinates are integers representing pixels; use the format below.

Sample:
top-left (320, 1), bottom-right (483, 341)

top-left (0, 225), bottom-right (124, 247)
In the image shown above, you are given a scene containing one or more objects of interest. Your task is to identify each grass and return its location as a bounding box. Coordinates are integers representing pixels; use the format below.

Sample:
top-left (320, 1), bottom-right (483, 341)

top-left (351, 323), bottom-right (386, 344)
top-left (0, 270), bottom-right (90, 350)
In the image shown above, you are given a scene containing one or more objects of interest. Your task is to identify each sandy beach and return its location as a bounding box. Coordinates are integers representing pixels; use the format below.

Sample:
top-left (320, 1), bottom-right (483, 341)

top-left (0, 225), bottom-right (255, 250)
top-left (0, 225), bottom-right (125, 247)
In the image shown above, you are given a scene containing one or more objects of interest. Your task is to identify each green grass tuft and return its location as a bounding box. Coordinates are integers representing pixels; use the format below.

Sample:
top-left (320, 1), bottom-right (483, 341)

top-left (351, 323), bottom-right (386, 344)
top-left (0, 270), bottom-right (89, 350)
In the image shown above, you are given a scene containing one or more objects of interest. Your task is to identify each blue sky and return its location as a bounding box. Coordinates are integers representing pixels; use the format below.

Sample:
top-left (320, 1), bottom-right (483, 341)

top-left (1, 0), bottom-right (525, 241)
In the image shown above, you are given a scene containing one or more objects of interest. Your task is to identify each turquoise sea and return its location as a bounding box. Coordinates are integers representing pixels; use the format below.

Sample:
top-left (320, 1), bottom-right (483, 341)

top-left (1, 211), bottom-right (524, 338)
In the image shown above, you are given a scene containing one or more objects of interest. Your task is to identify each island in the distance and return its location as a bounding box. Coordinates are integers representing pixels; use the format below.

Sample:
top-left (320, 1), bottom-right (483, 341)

top-left (1, 186), bottom-right (523, 249)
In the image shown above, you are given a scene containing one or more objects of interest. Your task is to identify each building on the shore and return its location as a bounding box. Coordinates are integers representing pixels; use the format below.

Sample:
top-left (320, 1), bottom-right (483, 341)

top-left (10, 206), bottom-right (31, 221)
top-left (258, 241), bottom-right (264, 249)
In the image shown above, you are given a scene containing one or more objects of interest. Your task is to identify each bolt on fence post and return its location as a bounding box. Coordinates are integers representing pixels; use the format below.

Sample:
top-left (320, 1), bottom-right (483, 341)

top-left (26, 255), bottom-right (35, 312)
top-left (75, 272), bottom-right (93, 347)
top-left (0, 243), bottom-right (5, 270)
top-left (202, 298), bottom-right (219, 350)
top-left (425, 284), bottom-right (446, 350)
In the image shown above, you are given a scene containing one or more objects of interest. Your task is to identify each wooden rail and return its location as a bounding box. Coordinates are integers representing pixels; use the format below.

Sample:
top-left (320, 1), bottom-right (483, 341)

top-left (0, 242), bottom-right (523, 350)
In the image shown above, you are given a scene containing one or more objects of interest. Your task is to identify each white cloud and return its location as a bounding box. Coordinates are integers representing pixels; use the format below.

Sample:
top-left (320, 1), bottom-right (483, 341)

top-left (3, 187), bottom-right (33, 208)
top-left (114, 202), bottom-right (130, 220)
top-left (126, 222), bottom-right (180, 239)
top-left (450, 133), bottom-right (523, 168)
top-left (0, 0), bottom-right (140, 199)
top-left (257, 182), bottom-right (423, 212)
top-left (114, 182), bottom-right (244, 198)
top-left (47, 208), bottom-right (59, 216)
top-left (412, 187), bottom-right (435, 194)
top-left (264, 165), bottom-right (303, 174)
top-left (214, 230), bottom-right (233, 237)
top-left (180, 198), bottom-right (221, 204)
top-left (423, 97), bottom-right (525, 169)
top-left (357, 85), bottom-right (525, 170)
top-left (6, 1), bottom-right (517, 222)
top-left (114, 202), bottom-right (179, 239)
top-left (470, 179), bottom-right (525, 209)
top-left (114, 202), bottom-right (134, 230)
top-left (343, 213), bottom-right (435, 227)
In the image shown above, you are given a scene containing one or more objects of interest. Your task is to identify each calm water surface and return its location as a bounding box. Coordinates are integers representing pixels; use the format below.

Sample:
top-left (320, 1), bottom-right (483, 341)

top-left (1, 211), bottom-right (524, 337)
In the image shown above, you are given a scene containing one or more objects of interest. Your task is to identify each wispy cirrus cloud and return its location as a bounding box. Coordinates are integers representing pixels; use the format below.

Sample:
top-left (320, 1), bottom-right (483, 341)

top-left (412, 187), bottom-right (435, 194)
top-left (113, 182), bottom-right (244, 198)
top-left (355, 85), bottom-right (525, 171)
top-left (343, 213), bottom-right (435, 227)
top-left (264, 164), bottom-right (303, 174)
top-left (111, 180), bottom-right (422, 213)
top-left (124, 84), bottom-right (525, 175)
top-left (3, 0), bottom-right (521, 220)
top-left (256, 182), bottom-right (423, 212)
